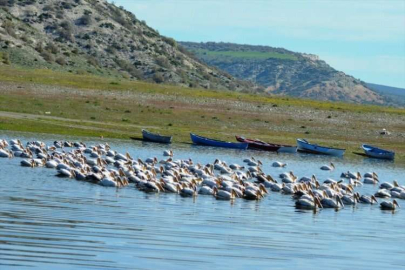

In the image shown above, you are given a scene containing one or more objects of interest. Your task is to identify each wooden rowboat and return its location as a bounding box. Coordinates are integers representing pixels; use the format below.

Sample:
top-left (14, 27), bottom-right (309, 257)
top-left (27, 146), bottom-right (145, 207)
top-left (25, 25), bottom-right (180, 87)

top-left (362, 144), bottom-right (395, 160)
top-left (235, 136), bottom-right (296, 153)
top-left (190, 133), bottom-right (248, 150)
top-left (142, 129), bottom-right (172, 144)
top-left (297, 139), bottom-right (345, 156)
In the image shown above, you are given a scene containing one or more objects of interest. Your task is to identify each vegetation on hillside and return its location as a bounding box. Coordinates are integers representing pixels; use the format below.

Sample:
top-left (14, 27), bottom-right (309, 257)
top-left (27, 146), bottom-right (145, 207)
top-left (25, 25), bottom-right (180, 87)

top-left (0, 0), bottom-right (254, 92)
top-left (180, 42), bottom-right (392, 105)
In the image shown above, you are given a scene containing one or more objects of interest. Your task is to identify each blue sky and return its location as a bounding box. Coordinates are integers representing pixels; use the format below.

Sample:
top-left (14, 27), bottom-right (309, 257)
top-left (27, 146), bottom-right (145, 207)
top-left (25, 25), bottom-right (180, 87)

top-left (112, 0), bottom-right (405, 88)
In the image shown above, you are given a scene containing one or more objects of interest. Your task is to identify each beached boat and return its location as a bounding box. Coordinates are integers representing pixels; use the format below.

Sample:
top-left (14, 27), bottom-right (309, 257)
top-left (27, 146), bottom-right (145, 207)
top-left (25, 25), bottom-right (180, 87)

top-left (190, 133), bottom-right (248, 150)
top-left (235, 136), bottom-right (297, 153)
top-left (297, 139), bottom-right (345, 156)
top-left (362, 144), bottom-right (395, 160)
top-left (142, 129), bottom-right (172, 144)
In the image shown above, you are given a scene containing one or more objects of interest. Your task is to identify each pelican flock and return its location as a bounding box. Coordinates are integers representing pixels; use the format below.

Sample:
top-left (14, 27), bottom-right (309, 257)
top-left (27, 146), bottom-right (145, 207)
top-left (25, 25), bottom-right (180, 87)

top-left (0, 138), bottom-right (402, 212)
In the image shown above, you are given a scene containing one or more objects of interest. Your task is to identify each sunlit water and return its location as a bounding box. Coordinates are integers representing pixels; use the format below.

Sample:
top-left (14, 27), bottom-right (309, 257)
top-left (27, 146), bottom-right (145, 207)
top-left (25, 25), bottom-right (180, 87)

top-left (0, 132), bottom-right (404, 269)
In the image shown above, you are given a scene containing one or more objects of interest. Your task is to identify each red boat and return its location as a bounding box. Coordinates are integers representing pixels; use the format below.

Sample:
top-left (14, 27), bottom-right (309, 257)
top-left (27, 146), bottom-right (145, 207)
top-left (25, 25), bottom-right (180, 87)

top-left (235, 136), bottom-right (297, 153)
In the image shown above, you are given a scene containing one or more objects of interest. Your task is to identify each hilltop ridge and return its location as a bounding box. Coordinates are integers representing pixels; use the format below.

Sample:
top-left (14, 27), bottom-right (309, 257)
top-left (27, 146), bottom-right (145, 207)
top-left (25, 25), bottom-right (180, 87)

top-left (0, 0), bottom-right (253, 91)
top-left (180, 42), bottom-right (388, 105)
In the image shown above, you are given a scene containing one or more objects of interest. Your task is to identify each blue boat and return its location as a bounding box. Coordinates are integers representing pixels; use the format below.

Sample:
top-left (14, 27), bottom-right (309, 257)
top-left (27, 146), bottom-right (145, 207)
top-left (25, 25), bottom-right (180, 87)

top-left (297, 139), bottom-right (345, 156)
top-left (190, 133), bottom-right (248, 150)
top-left (362, 144), bottom-right (395, 160)
top-left (142, 129), bottom-right (172, 144)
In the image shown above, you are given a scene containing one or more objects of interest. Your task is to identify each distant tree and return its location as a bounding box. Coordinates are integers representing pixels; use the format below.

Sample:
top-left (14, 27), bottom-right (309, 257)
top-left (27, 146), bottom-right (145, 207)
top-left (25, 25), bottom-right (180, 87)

top-left (153, 72), bottom-right (164, 83)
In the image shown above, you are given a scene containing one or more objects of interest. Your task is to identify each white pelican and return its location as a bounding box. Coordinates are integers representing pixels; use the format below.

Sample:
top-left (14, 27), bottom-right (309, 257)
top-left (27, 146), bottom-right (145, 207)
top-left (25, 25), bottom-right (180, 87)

top-left (375, 189), bottom-right (391, 198)
top-left (320, 162), bottom-right (335, 171)
top-left (296, 196), bottom-right (322, 210)
top-left (198, 185), bottom-right (214, 195)
top-left (364, 172), bottom-right (378, 179)
top-left (359, 194), bottom-right (378, 204)
top-left (20, 159), bottom-right (35, 167)
top-left (363, 177), bottom-right (379, 185)
top-left (272, 161), bottom-right (287, 168)
top-left (380, 200), bottom-right (400, 210)
top-left (213, 187), bottom-right (236, 200)
top-left (320, 196), bottom-right (344, 209)
top-left (180, 184), bottom-right (197, 197)
top-left (0, 149), bottom-right (13, 158)
top-left (379, 182), bottom-right (394, 190)
top-left (342, 193), bottom-right (359, 205)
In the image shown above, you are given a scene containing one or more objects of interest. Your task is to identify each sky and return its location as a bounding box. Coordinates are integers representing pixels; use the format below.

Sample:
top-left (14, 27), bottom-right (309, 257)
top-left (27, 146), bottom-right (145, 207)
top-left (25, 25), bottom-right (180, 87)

top-left (112, 0), bottom-right (405, 88)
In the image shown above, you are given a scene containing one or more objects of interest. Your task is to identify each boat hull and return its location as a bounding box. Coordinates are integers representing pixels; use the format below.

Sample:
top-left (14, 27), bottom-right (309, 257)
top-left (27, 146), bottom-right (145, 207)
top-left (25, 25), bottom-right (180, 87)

top-left (297, 139), bottom-right (345, 156)
top-left (142, 129), bottom-right (172, 144)
top-left (191, 133), bottom-right (248, 150)
top-left (362, 144), bottom-right (395, 160)
top-left (235, 136), bottom-right (297, 153)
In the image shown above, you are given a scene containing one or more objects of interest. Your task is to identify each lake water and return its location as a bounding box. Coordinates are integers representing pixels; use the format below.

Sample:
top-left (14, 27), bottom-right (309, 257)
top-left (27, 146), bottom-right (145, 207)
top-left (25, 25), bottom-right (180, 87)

top-left (0, 132), bottom-right (404, 269)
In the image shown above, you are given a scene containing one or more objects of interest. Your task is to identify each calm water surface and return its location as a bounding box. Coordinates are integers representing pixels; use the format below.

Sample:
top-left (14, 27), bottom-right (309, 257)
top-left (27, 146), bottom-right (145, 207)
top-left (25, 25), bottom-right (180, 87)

top-left (0, 132), bottom-right (404, 269)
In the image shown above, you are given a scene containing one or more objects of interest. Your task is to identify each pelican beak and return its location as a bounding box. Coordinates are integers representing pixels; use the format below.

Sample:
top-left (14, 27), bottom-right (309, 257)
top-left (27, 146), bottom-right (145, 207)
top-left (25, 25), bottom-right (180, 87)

top-left (394, 200), bottom-right (400, 208)
top-left (372, 195), bottom-right (378, 204)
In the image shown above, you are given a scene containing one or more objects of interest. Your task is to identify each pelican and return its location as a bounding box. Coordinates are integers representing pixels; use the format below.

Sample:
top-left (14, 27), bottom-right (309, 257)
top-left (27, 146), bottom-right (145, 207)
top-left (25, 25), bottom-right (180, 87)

top-left (244, 189), bottom-right (263, 200)
top-left (342, 193), bottom-right (359, 205)
top-left (379, 182), bottom-right (394, 190)
top-left (213, 187), bottom-right (236, 200)
top-left (198, 185), bottom-right (214, 195)
top-left (320, 196), bottom-right (344, 209)
top-left (272, 161), bottom-right (287, 168)
top-left (296, 196), bottom-right (322, 210)
top-left (363, 177), bottom-right (379, 185)
top-left (364, 172), bottom-right (378, 179)
top-left (180, 184), bottom-right (197, 197)
top-left (320, 162), bottom-right (335, 171)
top-left (0, 149), bottom-right (13, 158)
top-left (380, 200), bottom-right (400, 210)
top-left (359, 194), bottom-right (378, 204)
top-left (20, 159), bottom-right (35, 167)
top-left (375, 189), bottom-right (391, 198)
top-left (163, 150), bottom-right (173, 157)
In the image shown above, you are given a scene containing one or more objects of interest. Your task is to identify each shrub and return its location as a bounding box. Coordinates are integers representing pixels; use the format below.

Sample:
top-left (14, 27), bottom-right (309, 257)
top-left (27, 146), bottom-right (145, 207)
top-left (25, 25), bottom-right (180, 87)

top-left (155, 56), bottom-right (170, 69)
top-left (153, 72), bottom-right (164, 83)
top-left (79, 14), bottom-right (93, 26)
top-left (2, 52), bottom-right (10, 64)
top-left (41, 50), bottom-right (54, 63)
top-left (55, 57), bottom-right (66, 66)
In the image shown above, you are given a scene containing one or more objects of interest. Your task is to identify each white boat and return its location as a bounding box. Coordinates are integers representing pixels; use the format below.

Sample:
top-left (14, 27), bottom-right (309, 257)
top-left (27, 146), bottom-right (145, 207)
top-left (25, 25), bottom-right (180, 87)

top-left (362, 144), bottom-right (395, 160)
top-left (297, 139), bottom-right (345, 156)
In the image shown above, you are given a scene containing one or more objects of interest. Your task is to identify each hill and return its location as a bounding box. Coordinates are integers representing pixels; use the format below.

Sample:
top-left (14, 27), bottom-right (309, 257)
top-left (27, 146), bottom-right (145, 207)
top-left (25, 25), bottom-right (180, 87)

top-left (180, 42), bottom-right (389, 105)
top-left (366, 83), bottom-right (405, 104)
top-left (0, 0), bottom-right (253, 91)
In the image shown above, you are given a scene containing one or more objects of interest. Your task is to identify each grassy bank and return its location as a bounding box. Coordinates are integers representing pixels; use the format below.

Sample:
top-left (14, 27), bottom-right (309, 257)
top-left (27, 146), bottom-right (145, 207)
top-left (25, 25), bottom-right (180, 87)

top-left (0, 65), bottom-right (404, 164)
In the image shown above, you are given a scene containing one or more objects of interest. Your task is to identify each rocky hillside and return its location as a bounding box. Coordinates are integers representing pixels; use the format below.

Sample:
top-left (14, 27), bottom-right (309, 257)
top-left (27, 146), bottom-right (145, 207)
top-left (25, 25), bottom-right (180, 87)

top-left (180, 42), bottom-right (387, 105)
top-left (0, 0), bottom-right (253, 91)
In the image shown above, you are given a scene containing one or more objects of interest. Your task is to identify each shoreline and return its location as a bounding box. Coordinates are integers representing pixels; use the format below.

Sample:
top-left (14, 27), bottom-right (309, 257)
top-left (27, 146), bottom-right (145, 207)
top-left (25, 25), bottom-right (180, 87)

top-left (0, 66), bottom-right (404, 165)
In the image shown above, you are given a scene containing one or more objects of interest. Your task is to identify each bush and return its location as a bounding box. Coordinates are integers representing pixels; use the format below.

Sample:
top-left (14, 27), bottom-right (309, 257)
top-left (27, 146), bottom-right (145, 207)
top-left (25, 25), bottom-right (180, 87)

top-left (79, 14), bottom-right (93, 26)
top-left (41, 50), bottom-right (54, 63)
top-left (153, 72), bottom-right (164, 83)
top-left (55, 57), bottom-right (66, 66)
top-left (2, 52), bottom-right (10, 64)
top-left (155, 56), bottom-right (170, 69)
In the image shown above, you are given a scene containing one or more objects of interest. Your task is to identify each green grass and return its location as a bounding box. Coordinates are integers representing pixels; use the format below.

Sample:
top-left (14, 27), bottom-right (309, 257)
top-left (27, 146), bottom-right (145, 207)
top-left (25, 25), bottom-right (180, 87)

top-left (0, 65), bottom-right (403, 115)
top-left (0, 65), bottom-right (404, 164)
top-left (194, 49), bottom-right (298, 60)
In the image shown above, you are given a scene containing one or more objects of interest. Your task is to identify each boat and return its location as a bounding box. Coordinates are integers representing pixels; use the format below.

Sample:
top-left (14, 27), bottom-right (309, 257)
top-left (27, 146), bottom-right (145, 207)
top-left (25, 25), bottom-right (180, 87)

top-left (141, 129), bottom-right (172, 144)
top-left (362, 144), bottom-right (395, 160)
top-left (190, 133), bottom-right (248, 150)
top-left (296, 139), bottom-right (345, 156)
top-left (235, 136), bottom-right (297, 153)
